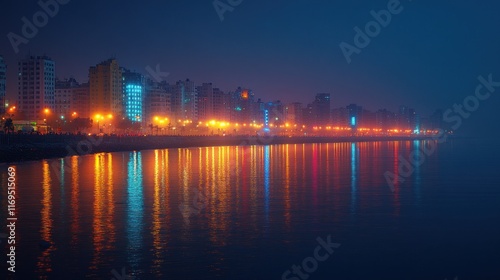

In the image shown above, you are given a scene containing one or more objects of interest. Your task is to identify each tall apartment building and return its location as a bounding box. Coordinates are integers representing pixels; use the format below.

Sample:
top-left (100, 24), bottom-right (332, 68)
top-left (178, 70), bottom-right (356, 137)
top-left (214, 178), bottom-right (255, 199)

top-left (347, 104), bottom-right (363, 128)
top-left (302, 103), bottom-right (314, 127)
top-left (197, 83), bottom-right (214, 121)
top-left (376, 109), bottom-right (396, 130)
top-left (285, 102), bottom-right (303, 125)
top-left (264, 100), bottom-right (284, 126)
top-left (17, 55), bottom-right (55, 120)
top-left (229, 87), bottom-right (254, 124)
top-left (144, 79), bottom-right (170, 125)
top-left (73, 83), bottom-right (90, 119)
top-left (122, 68), bottom-right (144, 122)
top-left (0, 55), bottom-right (6, 115)
top-left (397, 105), bottom-right (419, 130)
top-left (89, 59), bottom-right (122, 117)
top-left (55, 78), bottom-right (78, 117)
top-left (313, 93), bottom-right (331, 126)
top-left (171, 79), bottom-right (197, 122)
top-left (331, 107), bottom-right (349, 127)
top-left (212, 87), bottom-right (228, 121)
top-left (55, 78), bottom-right (90, 119)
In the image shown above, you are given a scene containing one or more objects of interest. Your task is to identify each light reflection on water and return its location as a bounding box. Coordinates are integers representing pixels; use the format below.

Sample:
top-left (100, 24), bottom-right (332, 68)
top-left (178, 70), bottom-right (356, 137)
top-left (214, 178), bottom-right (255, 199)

top-left (2, 140), bottom-right (500, 279)
top-left (127, 152), bottom-right (143, 272)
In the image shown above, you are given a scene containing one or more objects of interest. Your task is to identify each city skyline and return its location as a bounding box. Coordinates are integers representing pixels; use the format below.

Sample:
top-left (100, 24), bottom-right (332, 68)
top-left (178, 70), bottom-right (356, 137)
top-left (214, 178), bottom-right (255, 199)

top-left (1, 1), bottom-right (500, 135)
top-left (1, 53), bottom-right (433, 115)
top-left (3, 54), bottom-right (432, 133)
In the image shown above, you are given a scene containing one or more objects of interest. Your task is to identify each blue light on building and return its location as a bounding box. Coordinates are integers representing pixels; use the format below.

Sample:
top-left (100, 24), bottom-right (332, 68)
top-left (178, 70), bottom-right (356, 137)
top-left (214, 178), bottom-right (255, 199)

top-left (125, 84), bottom-right (143, 122)
top-left (414, 124), bottom-right (420, 134)
top-left (351, 116), bottom-right (356, 127)
top-left (263, 109), bottom-right (270, 132)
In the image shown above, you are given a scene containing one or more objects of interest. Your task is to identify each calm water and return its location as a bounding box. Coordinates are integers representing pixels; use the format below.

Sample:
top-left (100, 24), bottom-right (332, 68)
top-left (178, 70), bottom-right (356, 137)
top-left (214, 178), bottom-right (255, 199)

top-left (1, 139), bottom-right (499, 279)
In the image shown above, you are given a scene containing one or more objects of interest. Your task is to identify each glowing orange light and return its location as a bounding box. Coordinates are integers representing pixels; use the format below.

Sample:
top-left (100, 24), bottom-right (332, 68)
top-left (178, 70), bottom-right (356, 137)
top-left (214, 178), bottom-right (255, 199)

top-left (241, 90), bottom-right (249, 100)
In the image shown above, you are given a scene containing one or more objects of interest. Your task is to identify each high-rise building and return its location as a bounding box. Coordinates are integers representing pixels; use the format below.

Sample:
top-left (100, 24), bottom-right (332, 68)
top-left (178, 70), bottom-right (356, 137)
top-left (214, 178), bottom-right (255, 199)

top-left (122, 68), bottom-right (145, 122)
top-left (144, 79), bottom-right (170, 125)
top-left (89, 59), bottom-right (123, 117)
top-left (73, 83), bottom-right (90, 119)
top-left (229, 87), bottom-right (254, 123)
top-left (264, 100), bottom-right (284, 127)
top-left (285, 102), bottom-right (303, 125)
top-left (0, 55), bottom-right (6, 115)
top-left (55, 78), bottom-right (90, 119)
top-left (397, 105), bottom-right (418, 130)
top-left (313, 93), bottom-right (331, 126)
top-left (331, 107), bottom-right (348, 127)
top-left (197, 83), bottom-right (214, 121)
top-left (361, 109), bottom-right (376, 128)
top-left (346, 104), bottom-right (363, 129)
top-left (17, 55), bottom-right (55, 120)
top-left (55, 78), bottom-right (79, 118)
top-left (376, 109), bottom-right (396, 130)
top-left (302, 103), bottom-right (314, 127)
top-left (212, 87), bottom-right (228, 121)
top-left (171, 79), bottom-right (198, 122)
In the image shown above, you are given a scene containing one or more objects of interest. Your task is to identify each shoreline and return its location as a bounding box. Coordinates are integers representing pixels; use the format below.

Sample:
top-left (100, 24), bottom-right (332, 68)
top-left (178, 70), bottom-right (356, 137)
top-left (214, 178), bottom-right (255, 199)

top-left (1, 134), bottom-right (446, 163)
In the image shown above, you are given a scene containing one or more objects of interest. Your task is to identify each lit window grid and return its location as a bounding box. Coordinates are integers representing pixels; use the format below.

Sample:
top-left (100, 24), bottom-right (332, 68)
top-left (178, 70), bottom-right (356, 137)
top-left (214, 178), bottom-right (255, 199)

top-left (125, 84), bottom-right (143, 122)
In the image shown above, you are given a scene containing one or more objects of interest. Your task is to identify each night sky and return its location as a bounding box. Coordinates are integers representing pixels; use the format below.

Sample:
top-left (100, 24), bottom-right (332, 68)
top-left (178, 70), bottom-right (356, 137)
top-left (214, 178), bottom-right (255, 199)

top-left (1, 0), bottom-right (500, 134)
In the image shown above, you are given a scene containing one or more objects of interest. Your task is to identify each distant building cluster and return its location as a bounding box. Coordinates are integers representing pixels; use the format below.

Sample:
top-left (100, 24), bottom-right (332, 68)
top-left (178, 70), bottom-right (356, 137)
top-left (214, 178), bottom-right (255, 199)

top-left (0, 55), bottom-right (446, 134)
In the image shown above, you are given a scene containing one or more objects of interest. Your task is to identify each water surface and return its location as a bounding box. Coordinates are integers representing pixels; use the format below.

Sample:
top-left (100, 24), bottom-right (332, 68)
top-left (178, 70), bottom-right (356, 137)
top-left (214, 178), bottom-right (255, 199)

top-left (1, 139), bottom-right (499, 279)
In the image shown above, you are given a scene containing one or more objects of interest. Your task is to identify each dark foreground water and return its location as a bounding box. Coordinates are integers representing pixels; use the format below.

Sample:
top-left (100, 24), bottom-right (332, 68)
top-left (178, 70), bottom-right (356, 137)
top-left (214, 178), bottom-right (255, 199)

top-left (1, 138), bottom-right (499, 279)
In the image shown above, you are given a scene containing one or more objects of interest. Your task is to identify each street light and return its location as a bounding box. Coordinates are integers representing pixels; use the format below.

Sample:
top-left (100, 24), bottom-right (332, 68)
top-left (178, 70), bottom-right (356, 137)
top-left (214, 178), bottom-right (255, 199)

top-left (107, 114), bottom-right (113, 133)
top-left (94, 114), bottom-right (105, 133)
top-left (44, 108), bottom-right (50, 134)
top-left (5, 106), bottom-right (16, 118)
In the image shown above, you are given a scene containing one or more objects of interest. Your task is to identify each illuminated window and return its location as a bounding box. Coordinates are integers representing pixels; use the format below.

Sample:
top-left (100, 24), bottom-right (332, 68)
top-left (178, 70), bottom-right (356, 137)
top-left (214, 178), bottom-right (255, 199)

top-left (125, 84), bottom-right (143, 122)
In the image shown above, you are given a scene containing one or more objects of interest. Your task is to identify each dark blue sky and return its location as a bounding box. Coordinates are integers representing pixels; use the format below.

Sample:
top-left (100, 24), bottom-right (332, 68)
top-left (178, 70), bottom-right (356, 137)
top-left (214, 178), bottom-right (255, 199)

top-left (2, 0), bottom-right (500, 132)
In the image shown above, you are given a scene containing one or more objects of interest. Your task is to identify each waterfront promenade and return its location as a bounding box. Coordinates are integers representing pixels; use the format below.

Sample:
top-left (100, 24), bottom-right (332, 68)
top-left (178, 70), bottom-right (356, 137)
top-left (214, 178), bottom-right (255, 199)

top-left (0, 133), bottom-right (438, 163)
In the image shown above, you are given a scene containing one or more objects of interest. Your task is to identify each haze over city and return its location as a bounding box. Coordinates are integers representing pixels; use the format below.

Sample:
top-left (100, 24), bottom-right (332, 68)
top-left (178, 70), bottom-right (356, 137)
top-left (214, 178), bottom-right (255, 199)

top-left (1, 1), bottom-right (500, 279)
top-left (1, 0), bottom-right (499, 136)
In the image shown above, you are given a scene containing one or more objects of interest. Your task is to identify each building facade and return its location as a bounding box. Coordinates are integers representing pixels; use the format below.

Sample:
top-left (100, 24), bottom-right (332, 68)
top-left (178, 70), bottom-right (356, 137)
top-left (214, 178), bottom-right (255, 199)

top-left (144, 79), bottom-right (170, 125)
top-left (313, 93), bottom-right (331, 126)
top-left (73, 83), bottom-right (90, 119)
top-left (17, 55), bottom-right (55, 120)
top-left (55, 78), bottom-right (78, 118)
top-left (331, 107), bottom-right (349, 127)
top-left (171, 79), bottom-right (198, 122)
top-left (122, 68), bottom-right (145, 122)
top-left (346, 104), bottom-right (363, 129)
top-left (54, 78), bottom-right (90, 119)
top-left (89, 59), bottom-right (123, 117)
top-left (0, 55), bottom-right (6, 115)
top-left (212, 87), bottom-right (228, 121)
top-left (285, 102), bottom-right (303, 125)
top-left (197, 83), bottom-right (214, 122)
